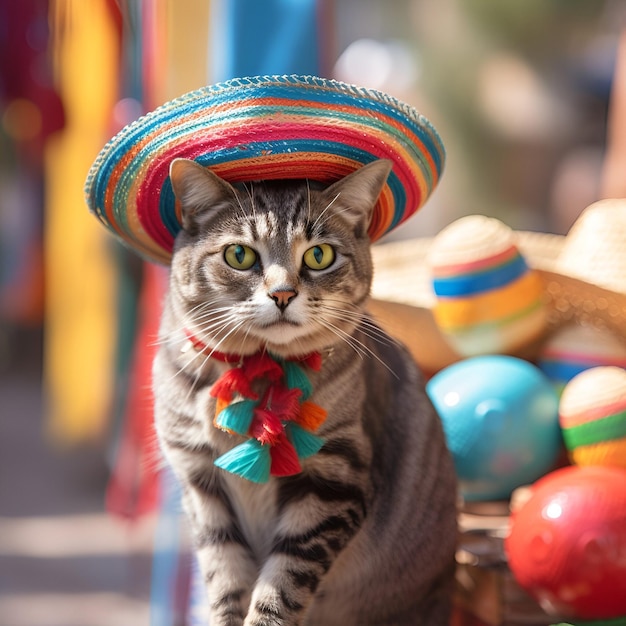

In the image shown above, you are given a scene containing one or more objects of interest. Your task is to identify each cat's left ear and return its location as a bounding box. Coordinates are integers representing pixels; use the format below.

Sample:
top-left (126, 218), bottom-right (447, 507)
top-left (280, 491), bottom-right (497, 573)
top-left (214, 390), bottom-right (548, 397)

top-left (323, 159), bottom-right (393, 234)
top-left (169, 158), bottom-right (238, 232)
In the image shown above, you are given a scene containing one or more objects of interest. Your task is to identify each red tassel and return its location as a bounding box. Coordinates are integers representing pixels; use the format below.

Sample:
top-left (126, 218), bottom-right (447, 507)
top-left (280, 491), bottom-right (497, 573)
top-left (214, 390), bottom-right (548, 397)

top-left (249, 407), bottom-right (283, 445)
top-left (242, 352), bottom-right (283, 382)
top-left (266, 384), bottom-right (302, 422)
top-left (210, 368), bottom-right (257, 402)
top-left (298, 352), bottom-right (322, 371)
top-left (270, 433), bottom-right (302, 476)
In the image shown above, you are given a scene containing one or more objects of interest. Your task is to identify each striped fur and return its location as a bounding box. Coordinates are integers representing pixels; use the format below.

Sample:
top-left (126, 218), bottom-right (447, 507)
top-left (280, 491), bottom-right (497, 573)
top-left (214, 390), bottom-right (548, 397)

top-left (153, 159), bottom-right (457, 625)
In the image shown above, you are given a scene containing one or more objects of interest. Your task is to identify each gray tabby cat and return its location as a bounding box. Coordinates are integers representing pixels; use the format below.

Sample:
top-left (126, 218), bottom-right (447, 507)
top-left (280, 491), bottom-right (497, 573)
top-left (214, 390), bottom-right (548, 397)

top-left (153, 157), bottom-right (458, 626)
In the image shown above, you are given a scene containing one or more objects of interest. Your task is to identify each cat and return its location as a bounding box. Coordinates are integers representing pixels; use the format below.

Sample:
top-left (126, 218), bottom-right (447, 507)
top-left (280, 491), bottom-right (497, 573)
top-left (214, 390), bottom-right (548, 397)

top-left (152, 157), bottom-right (458, 626)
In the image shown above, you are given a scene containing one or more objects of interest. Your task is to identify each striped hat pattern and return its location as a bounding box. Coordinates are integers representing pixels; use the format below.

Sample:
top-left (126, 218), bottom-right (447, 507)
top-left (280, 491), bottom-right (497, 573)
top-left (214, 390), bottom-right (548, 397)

top-left (85, 75), bottom-right (445, 264)
top-left (428, 215), bottom-right (547, 356)
top-left (559, 366), bottom-right (626, 470)
top-left (539, 324), bottom-right (626, 393)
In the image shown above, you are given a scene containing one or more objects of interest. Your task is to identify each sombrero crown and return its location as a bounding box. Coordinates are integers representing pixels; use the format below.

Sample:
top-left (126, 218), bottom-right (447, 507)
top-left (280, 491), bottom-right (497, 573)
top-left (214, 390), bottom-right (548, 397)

top-left (85, 74), bottom-right (445, 264)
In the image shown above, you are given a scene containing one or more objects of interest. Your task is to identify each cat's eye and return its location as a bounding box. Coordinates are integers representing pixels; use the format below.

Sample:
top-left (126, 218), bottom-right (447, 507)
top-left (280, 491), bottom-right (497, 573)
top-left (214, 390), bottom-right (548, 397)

top-left (224, 244), bottom-right (257, 270)
top-left (303, 244), bottom-right (335, 270)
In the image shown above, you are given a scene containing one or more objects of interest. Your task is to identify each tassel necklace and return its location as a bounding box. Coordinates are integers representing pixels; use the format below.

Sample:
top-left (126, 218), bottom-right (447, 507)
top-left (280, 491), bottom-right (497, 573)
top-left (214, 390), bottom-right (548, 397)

top-left (183, 331), bottom-right (328, 483)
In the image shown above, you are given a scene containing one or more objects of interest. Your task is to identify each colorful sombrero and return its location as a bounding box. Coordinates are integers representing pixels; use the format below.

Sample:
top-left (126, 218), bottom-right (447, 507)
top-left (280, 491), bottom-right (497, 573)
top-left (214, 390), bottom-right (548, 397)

top-left (85, 74), bottom-right (445, 264)
top-left (370, 199), bottom-right (626, 374)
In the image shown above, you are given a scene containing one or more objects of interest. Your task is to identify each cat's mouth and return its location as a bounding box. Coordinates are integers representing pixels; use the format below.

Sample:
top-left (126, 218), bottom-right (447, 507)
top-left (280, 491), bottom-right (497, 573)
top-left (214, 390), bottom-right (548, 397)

top-left (260, 318), bottom-right (301, 328)
top-left (254, 318), bottom-right (308, 345)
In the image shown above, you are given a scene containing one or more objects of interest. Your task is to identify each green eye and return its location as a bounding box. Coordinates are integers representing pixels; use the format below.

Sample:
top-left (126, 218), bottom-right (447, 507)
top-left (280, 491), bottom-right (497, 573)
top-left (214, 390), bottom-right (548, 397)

top-left (224, 244), bottom-right (257, 270)
top-left (303, 244), bottom-right (335, 270)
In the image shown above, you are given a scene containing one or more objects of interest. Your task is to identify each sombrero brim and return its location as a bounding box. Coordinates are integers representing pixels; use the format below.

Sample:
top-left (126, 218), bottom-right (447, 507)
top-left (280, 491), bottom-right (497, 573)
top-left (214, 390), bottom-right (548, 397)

top-left (371, 231), bottom-right (564, 309)
top-left (85, 75), bottom-right (445, 264)
top-left (370, 232), bottom-right (626, 374)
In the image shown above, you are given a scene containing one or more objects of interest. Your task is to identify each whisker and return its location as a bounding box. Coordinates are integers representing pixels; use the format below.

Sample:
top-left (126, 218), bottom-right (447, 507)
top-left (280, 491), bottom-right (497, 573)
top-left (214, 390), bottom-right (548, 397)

top-left (190, 308), bottom-right (238, 327)
top-left (202, 319), bottom-right (249, 361)
top-left (185, 298), bottom-right (220, 316)
top-left (312, 203), bottom-right (362, 231)
top-left (320, 306), bottom-right (397, 348)
top-left (236, 320), bottom-right (257, 356)
top-left (316, 316), bottom-right (399, 379)
top-left (152, 308), bottom-right (236, 350)
top-left (311, 192), bottom-right (340, 232)
top-left (316, 318), bottom-right (368, 359)
top-left (306, 179), bottom-right (312, 224)
top-left (176, 317), bottom-right (249, 405)
top-left (314, 297), bottom-right (396, 345)
top-left (232, 185), bottom-right (248, 221)
top-left (242, 182), bottom-right (256, 220)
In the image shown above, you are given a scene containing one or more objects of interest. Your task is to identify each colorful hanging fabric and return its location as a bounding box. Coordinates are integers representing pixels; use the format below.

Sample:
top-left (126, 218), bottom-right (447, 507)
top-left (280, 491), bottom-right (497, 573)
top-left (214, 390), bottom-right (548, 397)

top-left (105, 0), bottom-right (215, 523)
top-left (209, 0), bottom-right (332, 82)
top-left (0, 0), bottom-right (65, 158)
top-left (162, 0), bottom-right (211, 104)
top-left (106, 263), bottom-right (166, 518)
top-left (44, 0), bottom-right (121, 445)
top-left (104, 0), bottom-right (167, 522)
top-left (0, 0), bottom-right (64, 326)
top-left (149, 467), bottom-right (193, 626)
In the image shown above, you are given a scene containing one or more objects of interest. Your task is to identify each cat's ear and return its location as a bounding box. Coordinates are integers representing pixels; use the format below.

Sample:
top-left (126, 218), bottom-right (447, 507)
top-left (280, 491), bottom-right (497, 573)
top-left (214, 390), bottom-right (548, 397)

top-left (169, 158), bottom-right (238, 232)
top-left (323, 159), bottom-right (393, 234)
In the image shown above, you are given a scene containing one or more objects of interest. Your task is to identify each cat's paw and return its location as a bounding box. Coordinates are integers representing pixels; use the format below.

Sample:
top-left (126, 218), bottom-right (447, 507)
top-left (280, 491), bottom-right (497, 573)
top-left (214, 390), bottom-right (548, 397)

top-left (244, 601), bottom-right (284, 626)
top-left (244, 593), bottom-right (296, 626)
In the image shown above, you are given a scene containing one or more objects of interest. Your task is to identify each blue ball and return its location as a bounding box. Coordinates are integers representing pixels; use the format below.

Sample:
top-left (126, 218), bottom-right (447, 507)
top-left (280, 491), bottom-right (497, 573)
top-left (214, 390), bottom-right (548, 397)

top-left (427, 355), bottom-right (561, 501)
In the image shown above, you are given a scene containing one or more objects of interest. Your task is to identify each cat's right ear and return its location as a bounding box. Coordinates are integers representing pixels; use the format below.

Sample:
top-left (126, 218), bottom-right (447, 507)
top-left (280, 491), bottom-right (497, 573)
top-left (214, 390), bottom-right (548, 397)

top-left (321, 159), bottom-right (393, 236)
top-left (169, 158), bottom-right (238, 232)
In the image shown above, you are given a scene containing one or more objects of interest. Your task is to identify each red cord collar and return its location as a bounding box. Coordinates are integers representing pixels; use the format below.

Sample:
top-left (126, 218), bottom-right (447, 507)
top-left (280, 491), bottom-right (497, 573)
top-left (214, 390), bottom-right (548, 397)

top-left (183, 329), bottom-right (322, 370)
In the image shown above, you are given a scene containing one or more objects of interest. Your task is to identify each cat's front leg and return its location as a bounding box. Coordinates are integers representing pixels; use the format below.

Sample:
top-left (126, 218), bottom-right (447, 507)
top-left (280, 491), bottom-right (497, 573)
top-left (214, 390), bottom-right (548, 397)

top-left (181, 473), bottom-right (258, 626)
top-left (244, 555), bottom-right (323, 626)
top-left (244, 473), bottom-right (366, 626)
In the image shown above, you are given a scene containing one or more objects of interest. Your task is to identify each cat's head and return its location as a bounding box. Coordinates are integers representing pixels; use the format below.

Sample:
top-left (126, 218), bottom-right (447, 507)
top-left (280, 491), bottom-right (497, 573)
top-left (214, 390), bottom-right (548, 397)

top-left (168, 158), bottom-right (391, 358)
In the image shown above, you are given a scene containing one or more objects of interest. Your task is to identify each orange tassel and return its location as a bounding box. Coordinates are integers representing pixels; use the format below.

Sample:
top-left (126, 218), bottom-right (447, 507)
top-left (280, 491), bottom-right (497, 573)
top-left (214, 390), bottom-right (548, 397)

top-left (215, 397), bottom-right (229, 416)
top-left (297, 401), bottom-right (328, 432)
top-left (213, 397), bottom-right (230, 429)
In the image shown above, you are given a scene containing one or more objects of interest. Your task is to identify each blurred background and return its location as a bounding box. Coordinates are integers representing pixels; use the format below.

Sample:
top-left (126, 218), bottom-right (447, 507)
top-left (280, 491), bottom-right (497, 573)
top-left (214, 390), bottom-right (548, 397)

top-left (1, 0), bottom-right (625, 624)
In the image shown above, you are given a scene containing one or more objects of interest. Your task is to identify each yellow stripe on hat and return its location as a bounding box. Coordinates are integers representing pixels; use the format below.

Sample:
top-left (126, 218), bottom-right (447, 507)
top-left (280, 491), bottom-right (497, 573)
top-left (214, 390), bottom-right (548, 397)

top-left (433, 270), bottom-right (544, 330)
top-left (443, 306), bottom-right (547, 355)
top-left (570, 436), bottom-right (626, 469)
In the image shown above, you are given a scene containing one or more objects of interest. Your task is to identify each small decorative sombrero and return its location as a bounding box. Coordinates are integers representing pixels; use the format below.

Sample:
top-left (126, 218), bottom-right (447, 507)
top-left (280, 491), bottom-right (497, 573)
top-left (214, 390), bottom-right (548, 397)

top-left (85, 74), bottom-right (445, 264)
top-left (371, 199), bottom-right (626, 374)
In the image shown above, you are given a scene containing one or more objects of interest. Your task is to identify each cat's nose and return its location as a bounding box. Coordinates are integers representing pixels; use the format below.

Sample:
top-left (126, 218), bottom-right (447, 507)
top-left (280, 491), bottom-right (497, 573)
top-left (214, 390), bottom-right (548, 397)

top-left (270, 289), bottom-right (298, 312)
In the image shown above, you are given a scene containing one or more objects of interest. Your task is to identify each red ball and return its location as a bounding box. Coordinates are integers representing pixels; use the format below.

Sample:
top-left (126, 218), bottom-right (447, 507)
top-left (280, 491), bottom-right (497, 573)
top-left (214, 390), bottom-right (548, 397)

top-left (505, 465), bottom-right (626, 620)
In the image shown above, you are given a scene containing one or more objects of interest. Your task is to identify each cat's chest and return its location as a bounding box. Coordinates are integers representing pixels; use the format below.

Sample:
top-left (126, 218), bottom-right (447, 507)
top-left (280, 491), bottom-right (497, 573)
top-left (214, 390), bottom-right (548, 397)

top-left (224, 475), bottom-right (278, 559)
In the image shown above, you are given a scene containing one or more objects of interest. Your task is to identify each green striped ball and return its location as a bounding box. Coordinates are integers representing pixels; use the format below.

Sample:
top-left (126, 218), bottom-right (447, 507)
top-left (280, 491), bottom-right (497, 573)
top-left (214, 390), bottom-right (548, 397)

top-left (559, 366), bottom-right (626, 469)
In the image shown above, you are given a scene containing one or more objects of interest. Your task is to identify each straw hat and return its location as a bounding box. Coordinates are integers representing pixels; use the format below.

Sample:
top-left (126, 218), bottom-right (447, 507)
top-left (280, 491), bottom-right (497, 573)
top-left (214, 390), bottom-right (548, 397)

top-left (370, 199), bottom-right (626, 374)
top-left (85, 75), bottom-right (445, 264)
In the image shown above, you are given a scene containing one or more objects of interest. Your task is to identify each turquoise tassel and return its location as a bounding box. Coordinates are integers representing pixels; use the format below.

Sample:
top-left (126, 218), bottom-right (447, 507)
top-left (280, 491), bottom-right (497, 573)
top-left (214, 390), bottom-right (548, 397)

top-left (283, 361), bottom-right (313, 399)
top-left (214, 439), bottom-right (271, 483)
top-left (287, 423), bottom-right (325, 459)
top-left (215, 400), bottom-right (256, 435)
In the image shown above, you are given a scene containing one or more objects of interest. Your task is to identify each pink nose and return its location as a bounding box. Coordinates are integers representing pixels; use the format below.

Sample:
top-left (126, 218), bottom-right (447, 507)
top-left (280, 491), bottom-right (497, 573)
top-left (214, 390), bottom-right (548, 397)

top-left (270, 290), bottom-right (297, 311)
